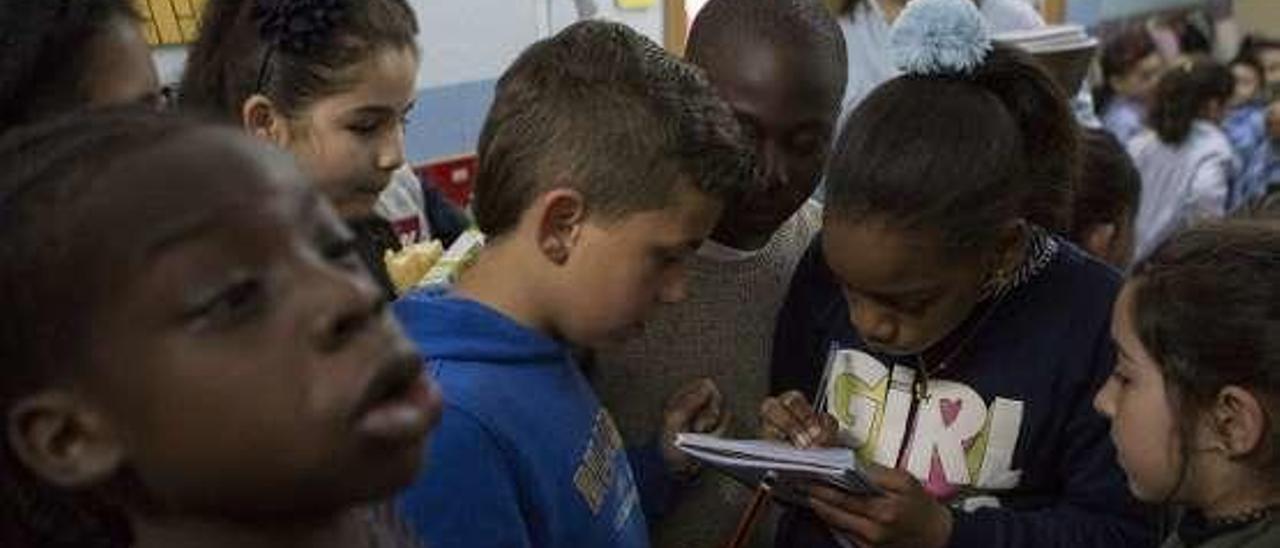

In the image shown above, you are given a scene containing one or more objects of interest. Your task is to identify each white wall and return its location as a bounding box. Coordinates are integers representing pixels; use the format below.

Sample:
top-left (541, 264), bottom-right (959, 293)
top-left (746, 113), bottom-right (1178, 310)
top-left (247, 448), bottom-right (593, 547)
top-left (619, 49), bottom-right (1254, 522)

top-left (414, 0), bottom-right (544, 88)
top-left (153, 0), bottom-right (666, 88)
top-left (418, 0), bottom-right (664, 88)
top-left (149, 0), bottom-right (668, 158)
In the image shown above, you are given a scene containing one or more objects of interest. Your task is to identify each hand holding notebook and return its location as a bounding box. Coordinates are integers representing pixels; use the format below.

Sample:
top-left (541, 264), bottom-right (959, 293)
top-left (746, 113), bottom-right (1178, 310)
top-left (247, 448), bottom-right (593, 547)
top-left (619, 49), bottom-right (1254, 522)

top-left (674, 433), bottom-right (882, 506)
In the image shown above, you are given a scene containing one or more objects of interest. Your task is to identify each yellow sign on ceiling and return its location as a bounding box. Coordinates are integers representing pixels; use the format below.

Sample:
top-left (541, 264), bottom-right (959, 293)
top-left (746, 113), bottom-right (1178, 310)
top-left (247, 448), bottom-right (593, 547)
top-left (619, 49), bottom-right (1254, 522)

top-left (616, 0), bottom-right (657, 9)
top-left (136, 0), bottom-right (207, 46)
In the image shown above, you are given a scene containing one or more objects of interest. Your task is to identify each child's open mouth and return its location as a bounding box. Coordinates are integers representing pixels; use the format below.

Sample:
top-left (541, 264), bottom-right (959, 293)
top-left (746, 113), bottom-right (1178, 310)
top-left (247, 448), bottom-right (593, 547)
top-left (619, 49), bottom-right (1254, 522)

top-left (353, 352), bottom-right (442, 444)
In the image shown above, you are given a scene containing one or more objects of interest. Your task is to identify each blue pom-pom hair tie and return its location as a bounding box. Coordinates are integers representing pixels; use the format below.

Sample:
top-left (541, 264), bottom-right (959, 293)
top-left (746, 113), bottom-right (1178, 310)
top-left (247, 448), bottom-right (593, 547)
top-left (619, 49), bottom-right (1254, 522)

top-left (888, 0), bottom-right (993, 77)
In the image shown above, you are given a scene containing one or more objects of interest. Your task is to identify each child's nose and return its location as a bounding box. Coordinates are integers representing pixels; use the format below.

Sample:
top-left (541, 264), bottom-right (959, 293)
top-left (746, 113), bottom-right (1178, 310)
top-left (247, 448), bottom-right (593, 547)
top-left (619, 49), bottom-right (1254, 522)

top-left (1092, 379), bottom-right (1116, 418)
top-left (309, 265), bottom-right (386, 354)
top-left (849, 300), bottom-right (897, 347)
top-left (759, 141), bottom-right (790, 190)
top-left (377, 130), bottom-right (406, 172)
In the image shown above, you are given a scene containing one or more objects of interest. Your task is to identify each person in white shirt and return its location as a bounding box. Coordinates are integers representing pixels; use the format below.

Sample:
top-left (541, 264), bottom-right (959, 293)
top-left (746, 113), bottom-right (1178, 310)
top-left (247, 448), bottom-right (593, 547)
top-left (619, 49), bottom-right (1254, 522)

top-left (1130, 58), bottom-right (1238, 264)
top-left (833, 0), bottom-right (1097, 127)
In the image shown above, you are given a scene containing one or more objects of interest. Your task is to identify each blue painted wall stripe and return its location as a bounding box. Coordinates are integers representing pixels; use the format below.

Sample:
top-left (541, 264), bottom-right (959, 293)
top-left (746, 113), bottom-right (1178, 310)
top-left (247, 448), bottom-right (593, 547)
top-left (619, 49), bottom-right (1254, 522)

top-left (407, 79), bottom-right (496, 163)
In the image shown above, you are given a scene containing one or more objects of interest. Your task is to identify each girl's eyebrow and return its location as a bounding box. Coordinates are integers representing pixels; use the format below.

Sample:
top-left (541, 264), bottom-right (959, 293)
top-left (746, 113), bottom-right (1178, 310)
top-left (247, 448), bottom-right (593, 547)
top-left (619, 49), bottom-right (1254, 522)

top-left (351, 101), bottom-right (417, 118)
top-left (143, 214), bottom-right (221, 259)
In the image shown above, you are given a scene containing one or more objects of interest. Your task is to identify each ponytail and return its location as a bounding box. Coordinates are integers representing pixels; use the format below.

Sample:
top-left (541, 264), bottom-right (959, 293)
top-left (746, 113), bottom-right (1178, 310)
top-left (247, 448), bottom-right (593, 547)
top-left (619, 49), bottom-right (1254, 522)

top-left (974, 43), bottom-right (1080, 233)
top-left (826, 42), bottom-right (1079, 247)
top-left (1149, 57), bottom-right (1234, 145)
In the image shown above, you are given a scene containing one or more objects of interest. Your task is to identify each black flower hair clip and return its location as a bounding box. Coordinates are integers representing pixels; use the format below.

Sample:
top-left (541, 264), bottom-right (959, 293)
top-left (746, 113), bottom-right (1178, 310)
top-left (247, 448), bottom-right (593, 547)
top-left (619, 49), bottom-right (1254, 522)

top-left (252, 0), bottom-right (346, 92)
top-left (254, 0), bottom-right (346, 56)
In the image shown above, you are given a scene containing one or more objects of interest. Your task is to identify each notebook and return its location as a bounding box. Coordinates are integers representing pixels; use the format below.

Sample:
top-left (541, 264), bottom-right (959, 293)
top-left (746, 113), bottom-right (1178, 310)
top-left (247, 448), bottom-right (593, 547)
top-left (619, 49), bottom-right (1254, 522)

top-left (674, 433), bottom-right (881, 505)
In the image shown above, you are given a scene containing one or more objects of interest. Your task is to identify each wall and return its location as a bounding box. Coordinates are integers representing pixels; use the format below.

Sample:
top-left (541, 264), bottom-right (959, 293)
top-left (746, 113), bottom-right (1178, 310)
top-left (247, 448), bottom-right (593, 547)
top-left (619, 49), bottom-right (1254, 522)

top-left (1066, 0), bottom-right (1280, 29)
top-left (152, 0), bottom-right (666, 164)
top-left (412, 0), bottom-right (665, 162)
top-left (1067, 0), bottom-right (1200, 26)
top-left (1237, 0), bottom-right (1280, 37)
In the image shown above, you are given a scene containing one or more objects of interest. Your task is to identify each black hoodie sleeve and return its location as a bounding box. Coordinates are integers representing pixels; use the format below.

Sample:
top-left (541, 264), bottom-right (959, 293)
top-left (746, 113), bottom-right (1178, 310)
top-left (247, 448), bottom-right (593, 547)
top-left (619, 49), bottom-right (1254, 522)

top-left (771, 234), bottom-right (848, 400)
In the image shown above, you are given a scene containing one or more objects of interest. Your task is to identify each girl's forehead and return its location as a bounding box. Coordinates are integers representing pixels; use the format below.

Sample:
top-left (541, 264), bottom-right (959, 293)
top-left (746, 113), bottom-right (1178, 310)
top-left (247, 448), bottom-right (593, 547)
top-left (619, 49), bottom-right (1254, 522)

top-left (301, 46), bottom-right (420, 114)
top-left (82, 131), bottom-right (309, 255)
top-left (824, 220), bottom-right (972, 288)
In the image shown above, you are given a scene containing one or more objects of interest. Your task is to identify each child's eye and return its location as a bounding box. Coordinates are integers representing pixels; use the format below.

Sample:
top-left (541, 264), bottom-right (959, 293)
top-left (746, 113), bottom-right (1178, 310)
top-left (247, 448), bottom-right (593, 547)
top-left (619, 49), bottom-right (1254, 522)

top-left (320, 236), bottom-right (363, 270)
top-left (654, 249), bottom-right (688, 267)
top-left (788, 132), bottom-right (827, 156)
top-left (186, 277), bottom-right (267, 329)
top-left (883, 296), bottom-right (928, 316)
top-left (1110, 371), bottom-right (1131, 386)
top-left (348, 120), bottom-right (382, 135)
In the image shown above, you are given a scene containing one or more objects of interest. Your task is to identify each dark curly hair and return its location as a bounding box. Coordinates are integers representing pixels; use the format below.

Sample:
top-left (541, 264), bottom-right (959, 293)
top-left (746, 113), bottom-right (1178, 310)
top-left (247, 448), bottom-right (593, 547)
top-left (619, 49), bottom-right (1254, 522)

top-left (180, 0), bottom-right (418, 122)
top-left (0, 0), bottom-right (140, 132)
top-left (472, 20), bottom-right (755, 238)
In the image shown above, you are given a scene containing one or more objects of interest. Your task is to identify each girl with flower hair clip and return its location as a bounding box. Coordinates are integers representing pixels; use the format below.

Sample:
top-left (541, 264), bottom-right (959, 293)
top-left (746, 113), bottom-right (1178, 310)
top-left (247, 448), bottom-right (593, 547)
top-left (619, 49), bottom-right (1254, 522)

top-left (761, 0), bottom-right (1154, 546)
top-left (181, 0), bottom-right (435, 296)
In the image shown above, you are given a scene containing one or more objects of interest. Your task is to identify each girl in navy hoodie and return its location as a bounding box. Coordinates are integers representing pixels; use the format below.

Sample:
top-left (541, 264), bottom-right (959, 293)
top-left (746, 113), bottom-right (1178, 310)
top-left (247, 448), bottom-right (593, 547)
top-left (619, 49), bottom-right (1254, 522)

top-left (761, 0), bottom-right (1153, 546)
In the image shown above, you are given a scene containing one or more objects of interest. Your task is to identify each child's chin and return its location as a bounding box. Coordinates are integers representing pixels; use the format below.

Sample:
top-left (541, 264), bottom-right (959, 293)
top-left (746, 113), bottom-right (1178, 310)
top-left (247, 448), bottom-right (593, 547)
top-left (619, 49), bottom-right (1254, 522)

top-left (1125, 478), bottom-right (1165, 504)
top-left (346, 452), bottom-right (428, 501)
top-left (595, 323), bottom-right (646, 348)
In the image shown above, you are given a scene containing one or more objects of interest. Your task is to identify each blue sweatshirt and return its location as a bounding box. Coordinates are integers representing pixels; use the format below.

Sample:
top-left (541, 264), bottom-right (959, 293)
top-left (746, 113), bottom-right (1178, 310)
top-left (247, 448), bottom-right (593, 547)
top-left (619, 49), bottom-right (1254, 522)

top-left (770, 235), bottom-right (1154, 548)
top-left (394, 293), bottom-right (669, 548)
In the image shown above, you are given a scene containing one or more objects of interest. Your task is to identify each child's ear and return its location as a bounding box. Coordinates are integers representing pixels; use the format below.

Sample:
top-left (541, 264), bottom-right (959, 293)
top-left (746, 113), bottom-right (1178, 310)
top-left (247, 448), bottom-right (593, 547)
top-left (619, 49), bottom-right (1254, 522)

top-left (1082, 223), bottom-right (1119, 262)
top-left (6, 392), bottom-right (125, 489)
top-left (1207, 386), bottom-right (1270, 459)
top-left (241, 94), bottom-right (291, 147)
top-left (535, 188), bottom-right (587, 265)
top-left (990, 220), bottom-right (1028, 274)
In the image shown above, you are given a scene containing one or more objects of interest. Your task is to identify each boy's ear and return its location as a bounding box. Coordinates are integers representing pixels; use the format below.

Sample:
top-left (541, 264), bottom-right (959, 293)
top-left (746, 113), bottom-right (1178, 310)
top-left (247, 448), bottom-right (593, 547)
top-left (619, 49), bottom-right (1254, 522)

top-left (7, 391), bottom-right (125, 489)
top-left (1082, 223), bottom-right (1119, 262)
top-left (536, 188), bottom-right (588, 265)
top-left (1207, 386), bottom-right (1270, 459)
top-left (241, 94), bottom-right (291, 147)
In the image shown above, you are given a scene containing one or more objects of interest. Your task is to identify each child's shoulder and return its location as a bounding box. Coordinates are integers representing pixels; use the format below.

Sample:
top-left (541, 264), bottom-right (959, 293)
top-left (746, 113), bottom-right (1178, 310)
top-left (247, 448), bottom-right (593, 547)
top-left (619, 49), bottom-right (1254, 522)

top-left (1015, 238), bottom-right (1122, 324)
top-left (394, 292), bottom-right (565, 366)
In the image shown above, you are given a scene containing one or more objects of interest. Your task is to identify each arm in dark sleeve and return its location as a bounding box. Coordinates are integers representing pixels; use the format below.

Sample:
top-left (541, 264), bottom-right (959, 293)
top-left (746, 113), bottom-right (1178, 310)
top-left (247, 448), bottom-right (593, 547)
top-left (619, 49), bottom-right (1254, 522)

top-left (422, 183), bottom-right (469, 248)
top-left (771, 235), bottom-right (848, 400)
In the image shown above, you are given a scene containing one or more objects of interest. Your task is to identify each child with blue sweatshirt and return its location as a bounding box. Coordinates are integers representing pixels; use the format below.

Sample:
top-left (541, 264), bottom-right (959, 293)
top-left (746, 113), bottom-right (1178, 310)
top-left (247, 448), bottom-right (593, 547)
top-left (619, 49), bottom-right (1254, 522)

top-left (759, 1), bottom-right (1154, 547)
top-left (393, 20), bottom-right (756, 548)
